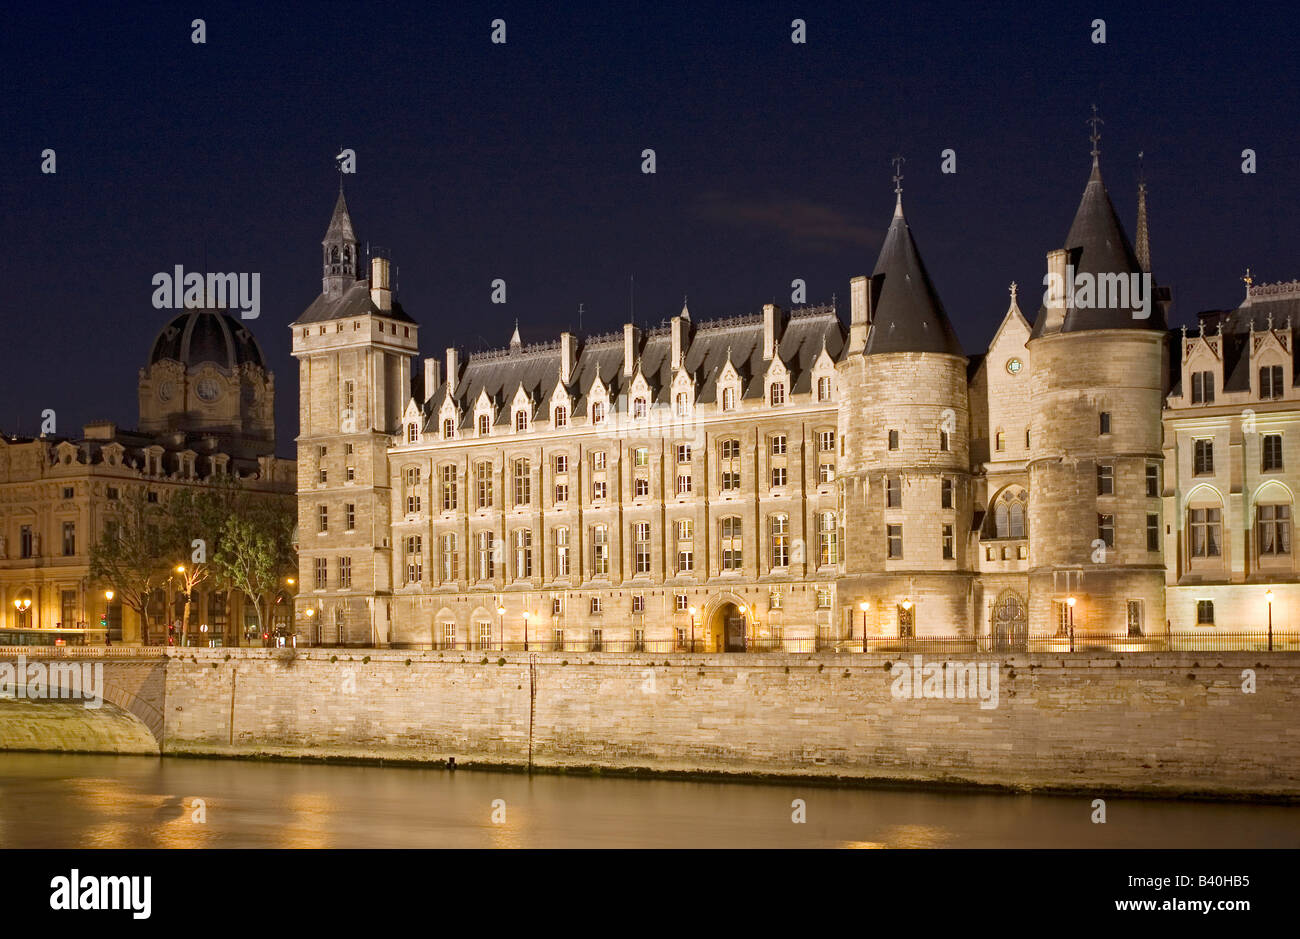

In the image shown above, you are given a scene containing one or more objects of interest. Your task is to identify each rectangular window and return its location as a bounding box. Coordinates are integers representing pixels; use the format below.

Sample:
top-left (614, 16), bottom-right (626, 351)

top-left (819, 431), bottom-right (835, 452)
top-left (593, 451), bottom-right (607, 471)
top-left (441, 533), bottom-right (458, 581)
top-left (62, 486), bottom-right (74, 500)
top-left (942, 523), bottom-right (954, 560)
top-left (1126, 600), bottom-right (1144, 637)
top-left (721, 517), bottom-right (743, 571)
top-left (941, 477), bottom-right (953, 509)
top-left (720, 439), bottom-right (741, 492)
top-left (477, 531), bottom-right (496, 579)
top-left (61, 521), bottom-right (76, 556)
top-left (592, 479), bottom-right (607, 500)
top-left (676, 474), bottom-right (692, 495)
top-left (554, 454), bottom-right (568, 474)
top-left (634, 522), bottom-right (651, 574)
top-left (476, 462), bottom-right (493, 508)
top-left (887, 430), bottom-right (899, 450)
top-left (478, 621), bottom-right (493, 650)
top-left (404, 467), bottom-right (422, 514)
top-left (1263, 434), bottom-right (1284, 472)
top-left (1146, 464), bottom-right (1159, 497)
top-left (634, 477), bottom-right (649, 498)
top-left (513, 529), bottom-right (532, 579)
top-left (1196, 599), bottom-right (1215, 626)
top-left (554, 527), bottom-right (570, 577)
top-left (1097, 464), bottom-right (1114, 495)
top-left (887, 524), bottom-right (903, 559)
top-left (633, 447), bottom-right (649, 467)
top-left (1260, 364), bottom-right (1284, 399)
top-left (771, 466), bottom-right (787, 488)
top-left (441, 465), bottom-right (457, 510)
top-left (1189, 507), bottom-right (1222, 557)
top-left (676, 444), bottom-right (692, 464)
top-left (554, 483), bottom-right (569, 504)
top-left (314, 557), bottom-right (327, 589)
top-left (816, 586), bottom-right (831, 609)
top-left (1099, 411), bottom-right (1111, 435)
top-left (769, 515), bottom-right (789, 568)
top-left (632, 594), bottom-right (645, 614)
top-left (61, 590), bottom-right (76, 628)
top-left (592, 525), bottom-right (609, 575)
top-left (676, 519), bottom-right (694, 573)
top-left (939, 430), bottom-right (950, 452)
top-left (1258, 504), bottom-right (1292, 556)
top-left (405, 535), bottom-right (423, 584)
top-left (1194, 439), bottom-right (1214, 475)
top-left (818, 462), bottom-right (835, 483)
top-left (817, 512), bottom-right (839, 566)
top-left (886, 476), bottom-right (901, 508)
top-left (771, 435), bottom-right (787, 456)
top-left (345, 503), bottom-right (355, 531)
top-left (318, 505), bottom-right (328, 533)
top-left (339, 556), bottom-right (352, 589)
top-left (675, 594), bottom-right (688, 612)
top-left (1191, 370), bottom-right (1215, 404)
top-left (589, 596), bottom-right (602, 614)
top-left (1146, 514), bottom-right (1160, 552)
top-left (1097, 514), bottom-right (1114, 548)
top-left (513, 459), bottom-right (531, 506)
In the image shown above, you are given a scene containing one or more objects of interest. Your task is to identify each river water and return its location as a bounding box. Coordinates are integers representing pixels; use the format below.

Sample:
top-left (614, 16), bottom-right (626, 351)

top-left (0, 753), bottom-right (1296, 848)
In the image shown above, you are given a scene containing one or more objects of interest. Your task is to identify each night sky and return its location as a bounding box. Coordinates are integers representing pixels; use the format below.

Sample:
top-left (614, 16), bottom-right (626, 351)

top-left (2, 1), bottom-right (1296, 457)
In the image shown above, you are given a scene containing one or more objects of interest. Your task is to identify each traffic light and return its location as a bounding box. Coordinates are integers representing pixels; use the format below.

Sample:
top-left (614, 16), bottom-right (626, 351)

top-left (100, 614), bottom-right (107, 628)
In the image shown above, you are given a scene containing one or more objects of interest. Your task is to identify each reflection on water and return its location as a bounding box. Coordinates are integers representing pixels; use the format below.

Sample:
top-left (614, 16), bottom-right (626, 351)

top-left (0, 753), bottom-right (1297, 849)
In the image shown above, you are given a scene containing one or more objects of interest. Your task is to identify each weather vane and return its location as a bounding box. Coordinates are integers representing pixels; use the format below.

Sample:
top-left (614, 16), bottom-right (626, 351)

top-left (891, 154), bottom-right (905, 196)
top-left (1088, 105), bottom-right (1103, 158)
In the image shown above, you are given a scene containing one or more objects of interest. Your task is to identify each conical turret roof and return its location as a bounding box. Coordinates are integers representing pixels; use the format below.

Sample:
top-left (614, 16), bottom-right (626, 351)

top-left (864, 199), bottom-right (964, 357)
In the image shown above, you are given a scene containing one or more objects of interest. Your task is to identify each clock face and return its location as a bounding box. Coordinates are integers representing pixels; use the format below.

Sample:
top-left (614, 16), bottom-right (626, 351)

top-left (196, 377), bottom-right (221, 402)
top-left (158, 381), bottom-right (174, 402)
top-left (1006, 358), bottom-right (1023, 375)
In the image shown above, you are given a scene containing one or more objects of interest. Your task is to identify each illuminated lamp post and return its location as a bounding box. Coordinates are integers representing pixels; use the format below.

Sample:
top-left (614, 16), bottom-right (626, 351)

top-left (858, 601), bottom-right (870, 651)
top-left (1067, 595), bottom-right (1076, 652)
top-left (688, 606), bottom-right (697, 653)
top-left (497, 602), bottom-right (506, 651)
top-left (523, 610), bottom-right (530, 652)
top-left (1266, 589), bottom-right (1274, 652)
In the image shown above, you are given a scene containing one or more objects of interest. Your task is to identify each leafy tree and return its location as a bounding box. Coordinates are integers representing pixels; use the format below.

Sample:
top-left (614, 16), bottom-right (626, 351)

top-left (89, 488), bottom-right (169, 644)
top-left (162, 482), bottom-right (241, 643)
top-left (212, 497), bottom-right (296, 645)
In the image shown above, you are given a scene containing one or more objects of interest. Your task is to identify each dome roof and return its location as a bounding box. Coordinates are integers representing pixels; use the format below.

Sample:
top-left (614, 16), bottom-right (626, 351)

top-left (148, 308), bottom-right (266, 371)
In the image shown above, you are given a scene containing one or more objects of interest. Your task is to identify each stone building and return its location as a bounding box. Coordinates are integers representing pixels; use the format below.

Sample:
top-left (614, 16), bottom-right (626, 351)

top-left (291, 149), bottom-right (1291, 649)
top-left (0, 307), bottom-right (295, 645)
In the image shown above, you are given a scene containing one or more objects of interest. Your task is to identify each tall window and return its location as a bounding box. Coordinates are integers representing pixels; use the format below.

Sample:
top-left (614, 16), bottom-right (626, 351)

top-left (1097, 464), bottom-right (1114, 495)
top-left (769, 382), bottom-right (786, 406)
top-left (313, 557), bottom-right (327, 589)
top-left (513, 458), bottom-right (531, 506)
top-left (513, 529), bottom-right (532, 579)
top-left (554, 527), bottom-right (570, 576)
top-left (1126, 600), bottom-right (1144, 637)
top-left (633, 397), bottom-right (648, 418)
top-left (477, 531), bottom-right (495, 579)
top-left (818, 511), bottom-right (838, 566)
top-left (405, 535), bottom-right (423, 584)
top-left (721, 516), bottom-right (743, 571)
top-left (1263, 434), bottom-right (1284, 472)
top-left (515, 410), bottom-right (528, 432)
top-left (318, 505), bottom-right (328, 533)
top-left (339, 556), bottom-right (352, 589)
top-left (1258, 504), bottom-right (1292, 556)
top-left (441, 533), bottom-right (458, 581)
top-left (994, 430), bottom-right (1005, 452)
top-left (404, 467), bottom-right (422, 513)
top-left (720, 439), bottom-right (741, 492)
top-left (888, 430), bottom-right (899, 450)
top-left (770, 435), bottom-right (787, 456)
top-left (476, 462), bottom-right (493, 508)
top-left (1189, 507), bottom-right (1222, 557)
top-left (941, 477), bottom-right (953, 509)
top-left (61, 522), bottom-right (75, 556)
top-left (1146, 464), bottom-right (1159, 497)
top-left (633, 522), bottom-right (651, 574)
top-left (407, 423), bottom-right (419, 443)
top-left (676, 519), bottom-right (694, 572)
top-left (441, 465), bottom-right (457, 511)
top-left (817, 376), bottom-right (832, 401)
top-left (554, 405), bottom-right (568, 428)
top-left (1196, 599), bottom-right (1215, 625)
top-left (939, 430), bottom-right (950, 451)
top-left (886, 476), bottom-right (901, 508)
top-left (1097, 514), bottom-right (1114, 548)
top-left (1260, 365), bottom-right (1284, 399)
top-left (1194, 439), bottom-right (1214, 475)
top-left (1191, 370), bottom-right (1214, 403)
top-left (942, 524), bottom-right (954, 560)
top-left (592, 402), bottom-right (605, 424)
top-left (1146, 514), bottom-right (1160, 552)
top-left (478, 414), bottom-right (490, 435)
top-left (443, 418), bottom-right (455, 439)
top-left (722, 387), bottom-right (735, 411)
top-left (592, 525), bottom-right (609, 575)
top-left (769, 515), bottom-right (789, 568)
top-left (675, 392), bottom-right (689, 417)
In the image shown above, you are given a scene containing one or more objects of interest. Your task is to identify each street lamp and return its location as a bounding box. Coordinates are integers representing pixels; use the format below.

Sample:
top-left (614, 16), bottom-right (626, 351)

top-left (1067, 595), bottom-right (1076, 652)
top-left (497, 602), bottom-right (506, 651)
top-left (858, 601), bottom-right (870, 651)
top-left (104, 589), bottom-right (114, 602)
top-left (688, 606), bottom-right (697, 652)
top-left (13, 596), bottom-right (31, 629)
top-left (1266, 589), bottom-right (1274, 652)
top-left (523, 610), bottom-right (530, 652)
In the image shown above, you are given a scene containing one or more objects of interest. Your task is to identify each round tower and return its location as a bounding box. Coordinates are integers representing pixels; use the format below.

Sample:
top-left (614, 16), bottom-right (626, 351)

top-left (1026, 154), bottom-right (1168, 639)
top-left (837, 190), bottom-right (975, 641)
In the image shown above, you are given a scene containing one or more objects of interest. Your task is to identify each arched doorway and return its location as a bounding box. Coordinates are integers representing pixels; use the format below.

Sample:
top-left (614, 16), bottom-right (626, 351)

top-left (992, 590), bottom-right (1028, 651)
top-left (708, 602), bottom-right (748, 652)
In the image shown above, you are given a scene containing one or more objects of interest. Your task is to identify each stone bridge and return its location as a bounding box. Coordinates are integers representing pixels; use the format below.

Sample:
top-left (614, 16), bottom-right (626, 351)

top-left (0, 647), bottom-right (166, 754)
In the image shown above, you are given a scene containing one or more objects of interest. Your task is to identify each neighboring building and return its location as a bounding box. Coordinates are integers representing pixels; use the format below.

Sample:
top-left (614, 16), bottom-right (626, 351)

top-left (0, 307), bottom-right (295, 645)
top-left (291, 148), bottom-right (1288, 650)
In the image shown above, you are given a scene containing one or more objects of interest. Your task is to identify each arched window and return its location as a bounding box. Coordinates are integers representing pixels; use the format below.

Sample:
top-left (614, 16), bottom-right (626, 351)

top-left (554, 405), bottom-right (568, 428)
top-left (990, 489), bottom-right (1028, 539)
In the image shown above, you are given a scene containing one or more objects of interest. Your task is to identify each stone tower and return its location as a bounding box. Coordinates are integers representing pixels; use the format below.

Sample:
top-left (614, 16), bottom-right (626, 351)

top-left (292, 193), bottom-right (419, 645)
top-left (836, 189), bottom-right (974, 640)
top-left (1026, 153), bottom-right (1168, 638)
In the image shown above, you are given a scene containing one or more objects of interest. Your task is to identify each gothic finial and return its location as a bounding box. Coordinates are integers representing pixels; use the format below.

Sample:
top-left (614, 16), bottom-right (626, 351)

top-left (891, 154), bottom-right (905, 209)
top-left (1009, 281), bottom-right (1019, 305)
top-left (1088, 104), bottom-right (1103, 161)
top-left (1180, 323), bottom-right (1188, 340)
top-left (1268, 310), bottom-right (1275, 331)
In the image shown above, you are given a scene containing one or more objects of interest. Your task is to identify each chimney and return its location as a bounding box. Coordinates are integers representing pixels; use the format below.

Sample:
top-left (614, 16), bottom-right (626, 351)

top-left (1043, 248), bottom-right (1069, 334)
top-left (671, 315), bottom-right (689, 370)
top-left (424, 357), bottom-right (442, 403)
top-left (849, 276), bottom-right (869, 353)
top-left (623, 323), bottom-right (639, 377)
top-left (370, 257), bottom-right (392, 312)
top-left (560, 332), bottom-right (577, 385)
top-left (762, 303), bottom-right (785, 360)
top-left (445, 347), bottom-right (460, 393)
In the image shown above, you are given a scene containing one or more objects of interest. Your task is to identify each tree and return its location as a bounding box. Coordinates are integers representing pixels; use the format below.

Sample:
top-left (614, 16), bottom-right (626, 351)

top-left (89, 488), bottom-right (169, 644)
top-left (212, 498), bottom-right (295, 646)
top-left (162, 483), bottom-right (241, 645)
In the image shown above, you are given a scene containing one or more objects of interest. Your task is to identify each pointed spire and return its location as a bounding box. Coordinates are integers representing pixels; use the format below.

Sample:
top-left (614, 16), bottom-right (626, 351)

top-left (681, 295), bottom-right (690, 320)
top-left (324, 190), bottom-right (356, 243)
top-left (864, 179), bottom-right (964, 357)
top-left (1088, 104), bottom-right (1104, 165)
top-left (321, 190), bottom-right (359, 299)
top-left (891, 154), bottom-right (905, 217)
top-left (1135, 151), bottom-right (1151, 273)
top-left (509, 320), bottom-right (522, 349)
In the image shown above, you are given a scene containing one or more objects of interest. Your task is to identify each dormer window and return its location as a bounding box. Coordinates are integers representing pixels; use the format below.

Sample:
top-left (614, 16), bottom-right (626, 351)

top-left (592, 402), bottom-right (606, 424)
top-left (407, 423), bottom-right (418, 443)
top-left (633, 397), bottom-right (648, 419)
top-left (1261, 365), bottom-right (1285, 400)
top-left (769, 383), bottom-right (786, 406)
top-left (722, 387), bottom-right (735, 411)
top-left (817, 376), bottom-right (832, 402)
top-left (515, 410), bottom-right (528, 432)
top-left (554, 406), bottom-right (568, 428)
top-left (443, 418), bottom-right (455, 439)
top-left (1191, 371), bottom-right (1215, 404)
top-left (478, 414), bottom-right (490, 436)
top-left (675, 392), bottom-right (689, 417)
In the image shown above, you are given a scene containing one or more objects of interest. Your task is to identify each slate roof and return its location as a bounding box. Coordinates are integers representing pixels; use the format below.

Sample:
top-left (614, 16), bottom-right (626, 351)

top-left (863, 201), bottom-right (965, 357)
top-left (323, 190), bottom-right (356, 244)
top-left (1031, 159), bottom-right (1168, 337)
top-left (1193, 292), bottom-right (1300, 392)
top-left (293, 279), bottom-right (416, 325)
top-left (425, 308), bottom-right (845, 430)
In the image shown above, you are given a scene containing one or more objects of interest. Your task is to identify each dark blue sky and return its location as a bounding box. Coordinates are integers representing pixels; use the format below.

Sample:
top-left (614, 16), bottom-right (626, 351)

top-left (2, 1), bottom-right (1296, 456)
